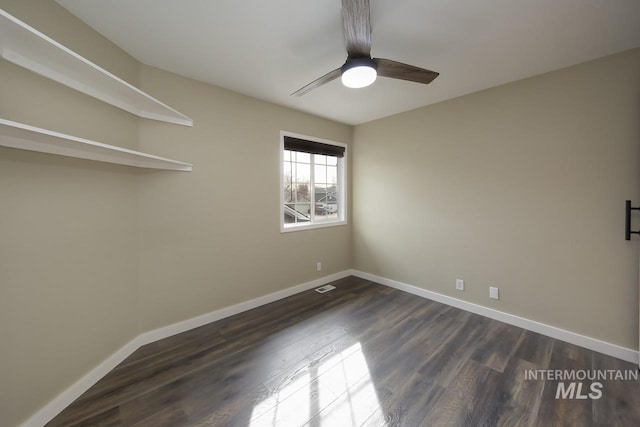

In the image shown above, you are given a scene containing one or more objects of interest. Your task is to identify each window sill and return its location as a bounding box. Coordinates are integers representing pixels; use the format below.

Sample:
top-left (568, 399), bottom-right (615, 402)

top-left (280, 220), bottom-right (347, 233)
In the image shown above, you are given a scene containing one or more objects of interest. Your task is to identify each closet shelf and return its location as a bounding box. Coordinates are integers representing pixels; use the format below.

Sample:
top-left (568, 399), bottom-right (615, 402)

top-left (0, 8), bottom-right (193, 127)
top-left (0, 119), bottom-right (193, 171)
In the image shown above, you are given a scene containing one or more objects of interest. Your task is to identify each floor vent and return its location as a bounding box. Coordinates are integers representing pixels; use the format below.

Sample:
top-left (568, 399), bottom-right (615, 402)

top-left (314, 285), bottom-right (336, 294)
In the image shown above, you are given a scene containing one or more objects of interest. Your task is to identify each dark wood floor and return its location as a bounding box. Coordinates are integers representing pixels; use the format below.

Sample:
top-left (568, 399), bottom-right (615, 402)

top-left (48, 276), bottom-right (640, 426)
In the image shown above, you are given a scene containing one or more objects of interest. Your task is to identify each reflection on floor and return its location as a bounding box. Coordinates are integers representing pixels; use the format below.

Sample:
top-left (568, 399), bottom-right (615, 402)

top-left (249, 343), bottom-right (383, 426)
top-left (47, 276), bottom-right (640, 426)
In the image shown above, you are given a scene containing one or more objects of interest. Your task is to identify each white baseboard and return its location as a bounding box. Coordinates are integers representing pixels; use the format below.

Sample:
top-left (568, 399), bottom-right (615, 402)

top-left (22, 269), bottom-right (638, 426)
top-left (350, 270), bottom-right (639, 365)
top-left (20, 336), bottom-right (145, 427)
top-left (137, 270), bottom-right (352, 346)
top-left (21, 270), bottom-right (351, 427)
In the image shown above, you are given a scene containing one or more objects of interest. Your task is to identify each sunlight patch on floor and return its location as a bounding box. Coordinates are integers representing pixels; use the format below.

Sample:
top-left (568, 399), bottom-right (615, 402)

top-left (249, 370), bottom-right (311, 427)
top-left (249, 342), bottom-right (386, 426)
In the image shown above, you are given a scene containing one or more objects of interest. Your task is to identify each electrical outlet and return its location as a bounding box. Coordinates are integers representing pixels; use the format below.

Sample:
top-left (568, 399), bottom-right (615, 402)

top-left (316, 262), bottom-right (322, 272)
top-left (456, 279), bottom-right (464, 291)
top-left (490, 286), bottom-right (499, 300)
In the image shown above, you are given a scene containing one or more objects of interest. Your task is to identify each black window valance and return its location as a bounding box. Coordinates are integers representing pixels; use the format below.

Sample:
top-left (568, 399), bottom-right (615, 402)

top-left (284, 136), bottom-right (345, 158)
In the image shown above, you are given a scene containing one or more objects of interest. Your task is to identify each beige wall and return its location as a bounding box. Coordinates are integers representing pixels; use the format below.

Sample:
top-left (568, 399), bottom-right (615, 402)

top-left (353, 48), bottom-right (640, 349)
top-left (0, 1), bottom-right (141, 426)
top-left (0, 1), bottom-right (351, 425)
top-left (136, 65), bottom-right (352, 331)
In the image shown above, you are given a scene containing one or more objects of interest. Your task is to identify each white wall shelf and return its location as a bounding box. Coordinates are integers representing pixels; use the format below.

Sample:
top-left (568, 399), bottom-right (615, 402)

top-left (0, 119), bottom-right (193, 171)
top-left (0, 8), bottom-right (193, 127)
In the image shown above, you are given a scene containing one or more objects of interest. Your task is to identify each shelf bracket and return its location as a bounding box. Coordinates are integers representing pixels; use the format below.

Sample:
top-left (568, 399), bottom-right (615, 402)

top-left (625, 200), bottom-right (640, 240)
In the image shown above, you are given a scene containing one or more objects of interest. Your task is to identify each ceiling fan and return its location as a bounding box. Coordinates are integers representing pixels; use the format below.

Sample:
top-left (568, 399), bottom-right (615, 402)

top-left (291, 0), bottom-right (439, 97)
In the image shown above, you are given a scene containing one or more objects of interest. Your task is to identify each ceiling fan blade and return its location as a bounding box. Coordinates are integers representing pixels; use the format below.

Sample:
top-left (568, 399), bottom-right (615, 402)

top-left (375, 58), bottom-right (439, 85)
top-left (342, 0), bottom-right (371, 57)
top-left (291, 68), bottom-right (342, 97)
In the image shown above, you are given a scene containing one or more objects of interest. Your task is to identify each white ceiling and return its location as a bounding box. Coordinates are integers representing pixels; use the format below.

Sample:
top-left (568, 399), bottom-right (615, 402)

top-left (55, 0), bottom-right (640, 125)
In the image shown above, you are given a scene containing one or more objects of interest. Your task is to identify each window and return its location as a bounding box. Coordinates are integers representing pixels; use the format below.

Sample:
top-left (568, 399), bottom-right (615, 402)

top-left (280, 132), bottom-right (347, 232)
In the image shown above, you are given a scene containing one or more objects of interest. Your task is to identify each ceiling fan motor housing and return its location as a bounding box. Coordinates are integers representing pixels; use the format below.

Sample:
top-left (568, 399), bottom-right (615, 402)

top-left (342, 56), bottom-right (377, 73)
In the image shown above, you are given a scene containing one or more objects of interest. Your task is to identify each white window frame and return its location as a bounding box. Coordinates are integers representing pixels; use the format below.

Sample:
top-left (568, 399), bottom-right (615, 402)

top-left (280, 131), bottom-right (348, 233)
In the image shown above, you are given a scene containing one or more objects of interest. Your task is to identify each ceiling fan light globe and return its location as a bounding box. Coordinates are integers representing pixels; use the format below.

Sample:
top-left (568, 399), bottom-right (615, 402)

top-left (341, 65), bottom-right (377, 88)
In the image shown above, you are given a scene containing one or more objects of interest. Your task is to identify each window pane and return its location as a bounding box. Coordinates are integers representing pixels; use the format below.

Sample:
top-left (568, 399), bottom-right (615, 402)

top-left (314, 154), bottom-right (327, 165)
top-left (325, 193), bottom-right (338, 214)
top-left (327, 166), bottom-right (337, 185)
top-left (297, 152), bottom-right (311, 163)
top-left (284, 203), bottom-right (311, 224)
top-left (326, 185), bottom-right (338, 203)
top-left (283, 150), bottom-right (291, 161)
top-left (327, 155), bottom-right (338, 166)
top-left (295, 183), bottom-right (310, 202)
top-left (283, 184), bottom-right (294, 203)
top-left (295, 163), bottom-right (311, 183)
top-left (294, 204), bottom-right (311, 223)
top-left (315, 164), bottom-right (327, 183)
top-left (284, 203), bottom-right (296, 223)
top-left (315, 184), bottom-right (327, 203)
top-left (314, 207), bottom-right (327, 221)
top-left (283, 161), bottom-right (292, 179)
